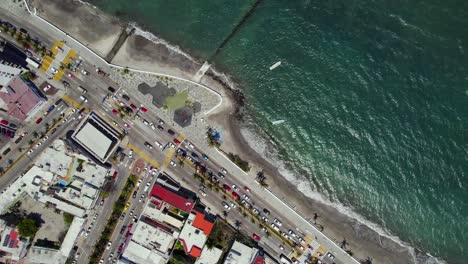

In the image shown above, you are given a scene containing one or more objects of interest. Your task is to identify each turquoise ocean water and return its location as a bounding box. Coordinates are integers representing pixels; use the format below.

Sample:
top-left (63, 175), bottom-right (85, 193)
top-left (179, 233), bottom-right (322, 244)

top-left (89, 0), bottom-right (467, 262)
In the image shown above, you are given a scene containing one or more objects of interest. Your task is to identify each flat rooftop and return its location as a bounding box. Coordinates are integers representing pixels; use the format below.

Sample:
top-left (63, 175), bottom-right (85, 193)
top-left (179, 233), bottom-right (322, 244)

top-left (71, 111), bottom-right (120, 163)
top-left (74, 122), bottom-right (112, 159)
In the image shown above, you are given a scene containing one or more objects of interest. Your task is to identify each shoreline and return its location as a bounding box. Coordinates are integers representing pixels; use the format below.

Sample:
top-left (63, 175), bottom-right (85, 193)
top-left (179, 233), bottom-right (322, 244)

top-left (17, 0), bottom-right (446, 263)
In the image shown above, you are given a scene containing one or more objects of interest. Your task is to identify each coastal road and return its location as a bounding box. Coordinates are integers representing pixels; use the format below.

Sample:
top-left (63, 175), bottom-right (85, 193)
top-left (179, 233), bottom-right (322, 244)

top-left (0, 105), bottom-right (79, 192)
top-left (1, 6), bottom-right (357, 263)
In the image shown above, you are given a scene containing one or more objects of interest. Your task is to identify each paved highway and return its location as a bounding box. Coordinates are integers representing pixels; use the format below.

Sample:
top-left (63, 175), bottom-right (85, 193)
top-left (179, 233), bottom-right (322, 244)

top-left (1, 6), bottom-right (355, 264)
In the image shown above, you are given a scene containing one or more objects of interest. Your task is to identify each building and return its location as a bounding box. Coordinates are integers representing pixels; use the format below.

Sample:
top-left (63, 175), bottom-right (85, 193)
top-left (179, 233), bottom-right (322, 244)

top-left (149, 183), bottom-right (196, 213)
top-left (120, 180), bottom-right (197, 264)
top-left (224, 241), bottom-right (265, 264)
top-left (178, 209), bottom-right (215, 258)
top-left (195, 247), bottom-right (223, 264)
top-left (0, 39), bottom-right (27, 86)
top-left (0, 75), bottom-right (47, 121)
top-left (70, 111), bottom-right (121, 164)
top-left (0, 220), bottom-right (29, 263)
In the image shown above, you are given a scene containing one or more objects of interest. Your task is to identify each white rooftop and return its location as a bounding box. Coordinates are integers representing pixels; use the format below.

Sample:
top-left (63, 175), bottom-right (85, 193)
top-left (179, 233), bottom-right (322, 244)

top-left (74, 162), bottom-right (107, 188)
top-left (0, 166), bottom-right (53, 214)
top-left (196, 247), bottom-right (223, 264)
top-left (122, 241), bottom-right (167, 264)
top-left (224, 241), bottom-right (259, 264)
top-left (59, 217), bottom-right (85, 257)
top-left (131, 220), bottom-right (177, 253)
top-left (74, 122), bottom-right (112, 160)
top-left (179, 213), bottom-right (207, 256)
top-left (34, 140), bottom-right (73, 177)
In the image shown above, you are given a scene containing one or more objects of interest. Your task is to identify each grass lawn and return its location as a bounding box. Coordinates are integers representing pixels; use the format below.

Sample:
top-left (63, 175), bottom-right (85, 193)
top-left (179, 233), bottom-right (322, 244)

top-left (166, 90), bottom-right (188, 110)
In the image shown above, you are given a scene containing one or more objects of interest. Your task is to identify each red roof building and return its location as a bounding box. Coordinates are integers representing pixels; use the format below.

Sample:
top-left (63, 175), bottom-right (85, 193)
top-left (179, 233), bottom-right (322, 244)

top-left (149, 184), bottom-right (194, 213)
top-left (0, 75), bottom-right (46, 121)
top-left (178, 209), bottom-right (216, 258)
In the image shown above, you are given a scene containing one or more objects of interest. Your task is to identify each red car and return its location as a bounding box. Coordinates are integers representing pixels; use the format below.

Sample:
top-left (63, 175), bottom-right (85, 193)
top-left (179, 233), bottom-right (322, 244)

top-left (252, 234), bottom-right (260, 241)
top-left (112, 171), bottom-right (118, 179)
top-left (124, 123), bottom-right (131, 128)
top-left (223, 184), bottom-right (231, 191)
top-left (130, 104), bottom-right (137, 110)
top-left (232, 191), bottom-right (240, 199)
top-left (0, 120), bottom-right (8, 125)
top-left (140, 107), bottom-right (147, 113)
top-left (112, 109), bottom-right (118, 115)
top-left (36, 117), bottom-right (43, 124)
top-left (244, 186), bottom-right (251, 193)
top-left (173, 139), bottom-right (180, 145)
top-left (252, 233), bottom-right (261, 241)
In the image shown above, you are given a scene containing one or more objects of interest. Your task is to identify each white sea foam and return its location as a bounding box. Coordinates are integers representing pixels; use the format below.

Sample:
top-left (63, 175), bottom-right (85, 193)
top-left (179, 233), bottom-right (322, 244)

top-left (240, 123), bottom-right (446, 264)
top-left (73, 2), bottom-right (446, 262)
top-left (130, 23), bottom-right (197, 63)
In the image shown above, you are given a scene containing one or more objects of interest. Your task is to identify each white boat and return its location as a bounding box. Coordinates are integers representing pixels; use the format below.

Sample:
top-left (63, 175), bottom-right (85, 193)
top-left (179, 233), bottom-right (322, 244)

top-left (269, 61), bottom-right (281, 70)
top-left (272, 120), bottom-right (285, 125)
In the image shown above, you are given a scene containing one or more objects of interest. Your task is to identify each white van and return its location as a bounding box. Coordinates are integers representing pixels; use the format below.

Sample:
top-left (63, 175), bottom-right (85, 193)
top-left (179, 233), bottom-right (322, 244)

top-left (154, 141), bottom-right (163, 149)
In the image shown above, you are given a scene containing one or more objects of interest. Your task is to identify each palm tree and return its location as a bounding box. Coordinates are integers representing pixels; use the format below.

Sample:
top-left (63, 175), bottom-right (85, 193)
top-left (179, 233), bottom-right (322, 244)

top-left (340, 238), bottom-right (349, 250)
top-left (234, 220), bottom-right (242, 230)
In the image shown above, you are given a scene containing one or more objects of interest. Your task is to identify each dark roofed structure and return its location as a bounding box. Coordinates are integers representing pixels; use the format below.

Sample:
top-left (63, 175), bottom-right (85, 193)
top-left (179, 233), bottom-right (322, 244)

top-left (173, 105), bottom-right (193, 128)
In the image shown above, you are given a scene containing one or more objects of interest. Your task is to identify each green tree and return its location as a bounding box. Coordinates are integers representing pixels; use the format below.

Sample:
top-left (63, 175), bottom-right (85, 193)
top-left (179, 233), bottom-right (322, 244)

top-left (63, 213), bottom-right (74, 225)
top-left (18, 218), bottom-right (39, 237)
top-left (32, 131), bottom-right (38, 138)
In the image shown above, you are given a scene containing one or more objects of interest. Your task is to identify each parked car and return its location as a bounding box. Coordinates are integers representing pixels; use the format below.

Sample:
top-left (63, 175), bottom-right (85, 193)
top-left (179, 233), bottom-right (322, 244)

top-left (157, 125), bottom-right (164, 131)
top-left (108, 86), bottom-right (116, 93)
top-left (140, 107), bottom-right (147, 113)
top-left (263, 208), bottom-right (270, 215)
top-left (252, 233), bottom-right (261, 241)
top-left (202, 154), bottom-right (209, 160)
top-left (36, 117), bottom-right (43, 124)
top-left (273, 218), bottom-right (282, 226)
top-left (167, 129), bottom-right (175, 135)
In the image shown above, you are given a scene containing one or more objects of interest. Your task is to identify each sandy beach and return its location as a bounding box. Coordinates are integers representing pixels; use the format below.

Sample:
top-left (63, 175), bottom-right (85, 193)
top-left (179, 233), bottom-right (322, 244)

top-left (20, 0), bottom-right (434, 263)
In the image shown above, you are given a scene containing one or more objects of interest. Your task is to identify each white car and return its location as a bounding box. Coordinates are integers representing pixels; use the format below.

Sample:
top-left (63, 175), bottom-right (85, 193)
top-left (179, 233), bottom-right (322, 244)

top-left (188, 142), bottom-right (194, 149)
top-left (242, 194), bottom-right (250, 201)
top-left (143, 119), bottom-right (149, 126)
top-left (221, 167), bottom-right (227, 174)
top-left (154, 141), bottom-right (163, 148)
top-left (158, 119), bottom-right (165, 125)
top-left (35, 142), bottom-right (42, 149)
top-left (146, 182), bottom-right (151, 187)
top-left (170, 160), bottom-right (177, 167)
top-left (80, 95), bottom-right (88, 102)
top-left (150, 123), bottom-right (156, 130)
top-left (128, 150), bottom-right (133, 158)
top-left (44, 84), bottom-right (52, 92)
top-left (169, 142), bottom-right (176, 149)
top-left (199, 189), bottom-right (206, 197)
top-left (51, 67), bottom-right (58, 74)
top-left (106, 242), bottom-right (112, 250)
top-left (261, 216), bottom-right (269, 222)
top-left (288, 229), bottom-right (297, 237)
top-left (81, 69), bottom-right (89, 75)
top-left (232, 184), bottom-right (240, 192)
top-left (279, 245), bottom-right (284, 251)
top-left (137, 179), bottom-right (142, 187)
top-left (229, 201), bottom-right (236, 208)
top-left (273, 218), bottom-right (283, 226)
top-left (222, 202), bottom-right (230, 210)
top-left (27, 149), bottom-right (34, 156)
